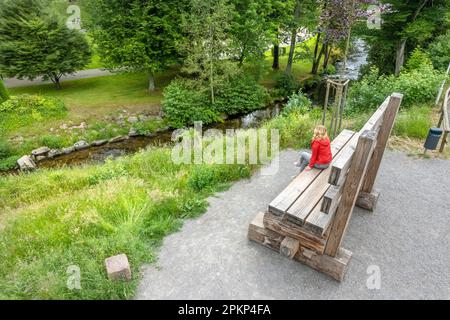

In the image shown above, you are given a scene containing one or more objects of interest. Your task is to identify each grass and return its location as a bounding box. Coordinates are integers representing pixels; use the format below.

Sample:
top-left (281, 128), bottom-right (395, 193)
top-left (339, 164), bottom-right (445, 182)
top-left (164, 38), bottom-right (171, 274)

top-left (84, 54), bottom-right (103, 70)
top-left (0, 111), bottom-right (317, 299)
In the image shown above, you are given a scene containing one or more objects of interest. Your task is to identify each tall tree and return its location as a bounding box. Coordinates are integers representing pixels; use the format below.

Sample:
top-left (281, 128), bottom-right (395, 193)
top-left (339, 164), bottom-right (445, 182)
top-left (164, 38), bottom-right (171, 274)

top-left (230, 0), bottom-right (272, 66)
top-left (181, 0), bottom-right (238, 104)
top-left (285, 0), bottom-right (320, 74)
top-left (85, 0), bottom-right (186, 91)
top-left (266, 0), bottom-right (296, 70)
top-left (366, 0), bottom-right (450, 75)
top-left (0, 0), bottom-right (91, 89)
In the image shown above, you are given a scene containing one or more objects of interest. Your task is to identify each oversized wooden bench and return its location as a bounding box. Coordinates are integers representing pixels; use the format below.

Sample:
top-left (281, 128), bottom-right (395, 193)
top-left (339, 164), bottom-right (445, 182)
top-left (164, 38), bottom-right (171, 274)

top-left (248, 93), bottom-right (404, 281)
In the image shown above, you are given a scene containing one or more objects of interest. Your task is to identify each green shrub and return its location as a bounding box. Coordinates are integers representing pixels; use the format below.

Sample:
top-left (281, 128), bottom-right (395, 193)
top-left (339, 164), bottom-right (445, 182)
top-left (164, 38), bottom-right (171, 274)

top-left (40, 135), bottom-right (71, 149)
top-left (346, 66), bottom-right (443, 113)
top-left (282, 90), bottom-right (312, 116)
top-left (0, 139), bottom-right (13, 159)
top-left (0, 79), bottom-right (9, 104)
top-left (393, 106), bottom-right (432, 139)
top-left (0, 94), bottom-right (67, 133)
top-left (133, 119), bottom-right (164, 135)
top-left (405, 48), bottom-right (433, 71)
top-left (427, 30), bottom-right (450, 71)
top-left (162, 79), bottom-right (220, 128)
top-left (275, 73), bottom-right (301, 97)
top-left (214, 74), bottom-right (269, 116)
top-left (0, 155), bottom-right (18, 171)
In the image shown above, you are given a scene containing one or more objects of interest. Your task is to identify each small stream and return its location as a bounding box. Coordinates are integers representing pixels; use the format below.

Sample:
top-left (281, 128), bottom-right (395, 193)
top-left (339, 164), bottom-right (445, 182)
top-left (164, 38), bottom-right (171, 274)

top-left (35, 102), bottom-right (285, 170)
top-left (5, 39), bottom-right (369, 173)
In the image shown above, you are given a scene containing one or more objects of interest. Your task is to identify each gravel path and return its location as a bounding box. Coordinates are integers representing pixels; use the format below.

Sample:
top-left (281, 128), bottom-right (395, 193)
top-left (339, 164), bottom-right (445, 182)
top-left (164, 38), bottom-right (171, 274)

top-left (3, 69), bottom-right (112, 88)
top-left (136, 150), bottom-right (450, 300)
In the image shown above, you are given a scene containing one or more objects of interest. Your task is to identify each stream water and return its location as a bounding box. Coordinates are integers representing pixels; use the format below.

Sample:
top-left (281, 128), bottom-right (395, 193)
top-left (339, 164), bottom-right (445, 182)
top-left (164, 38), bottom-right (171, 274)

top-left (6, 39), bottom-right (369, 173)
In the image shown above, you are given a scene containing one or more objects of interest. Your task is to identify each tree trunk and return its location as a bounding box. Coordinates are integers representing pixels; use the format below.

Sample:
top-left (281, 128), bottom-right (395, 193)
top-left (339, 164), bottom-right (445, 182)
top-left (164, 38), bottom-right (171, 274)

top-left (286, 0), bottom-right (301, 74)
top-left (55, 78), bottom-right (61, 90)
top-left (323, 44), bottom-right (332, 70)
top-left (394, 39), bottom-right (406, 76)
top-left (311, 32), bottom-right (321, 73)
top-left (272, 44), bottom-right (280, 70)
top-left (148, 72), bottom-right (156, 91)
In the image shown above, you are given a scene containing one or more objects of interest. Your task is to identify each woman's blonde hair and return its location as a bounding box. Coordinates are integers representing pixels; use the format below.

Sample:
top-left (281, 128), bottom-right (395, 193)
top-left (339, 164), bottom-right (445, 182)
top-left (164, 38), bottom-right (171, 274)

top-left (313, 125), bottom-right (328, 141)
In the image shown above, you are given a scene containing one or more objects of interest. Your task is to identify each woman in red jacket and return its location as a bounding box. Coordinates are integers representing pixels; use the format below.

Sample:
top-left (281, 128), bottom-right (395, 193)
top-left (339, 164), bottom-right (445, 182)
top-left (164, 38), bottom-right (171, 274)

top-left (295, 125), bottom-right (332, 172)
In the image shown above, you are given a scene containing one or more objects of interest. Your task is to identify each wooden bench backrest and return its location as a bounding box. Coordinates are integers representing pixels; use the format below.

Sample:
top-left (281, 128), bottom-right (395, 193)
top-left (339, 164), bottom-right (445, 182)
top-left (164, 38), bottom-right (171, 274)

top-left (324, 93), bottom-right (403, 257)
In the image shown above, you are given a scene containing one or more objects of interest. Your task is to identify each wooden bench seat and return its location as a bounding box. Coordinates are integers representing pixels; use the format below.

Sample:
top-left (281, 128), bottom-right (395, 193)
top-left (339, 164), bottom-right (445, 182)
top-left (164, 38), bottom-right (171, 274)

top-left (248, 93), bottom-right (404, 281)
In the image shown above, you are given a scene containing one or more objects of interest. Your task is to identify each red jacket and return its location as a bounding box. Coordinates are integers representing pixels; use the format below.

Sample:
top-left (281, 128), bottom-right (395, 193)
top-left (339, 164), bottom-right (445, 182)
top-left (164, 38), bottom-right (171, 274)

top-left (309, 138), bottom-right (332, 168)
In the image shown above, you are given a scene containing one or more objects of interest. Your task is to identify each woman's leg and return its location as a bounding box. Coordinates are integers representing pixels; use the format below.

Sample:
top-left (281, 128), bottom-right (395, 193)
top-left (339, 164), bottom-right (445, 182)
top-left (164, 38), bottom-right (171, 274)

top-left (298, 151), bottom-right (311, 172)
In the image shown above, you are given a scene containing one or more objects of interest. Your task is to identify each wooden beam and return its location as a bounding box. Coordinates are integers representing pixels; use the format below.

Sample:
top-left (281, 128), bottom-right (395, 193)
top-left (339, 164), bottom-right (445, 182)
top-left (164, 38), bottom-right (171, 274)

top-left (248, 213), bottom-right (352, 281)
top-left (325, 130), bottom-right (377, 257)
top-left (355, 190), bottom-right (380, 211)
top-left (321, 185), bottom-right (341, 215)
top-left (280, 237), bottom-right (300, 259)
top-left (360, 93), bottom-right (403, 196)
top-left (304, 200), bottom-right (335, 236)
top-left (264, 211), bottom-right (327, 254)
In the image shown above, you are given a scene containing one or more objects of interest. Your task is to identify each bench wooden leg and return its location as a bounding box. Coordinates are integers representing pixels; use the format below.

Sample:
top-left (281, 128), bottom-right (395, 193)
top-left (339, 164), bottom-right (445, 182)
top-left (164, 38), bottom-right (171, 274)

top-left (248, 213), bottom-right (352, 282)
top-left (356, 189), bottom-right (380, 212)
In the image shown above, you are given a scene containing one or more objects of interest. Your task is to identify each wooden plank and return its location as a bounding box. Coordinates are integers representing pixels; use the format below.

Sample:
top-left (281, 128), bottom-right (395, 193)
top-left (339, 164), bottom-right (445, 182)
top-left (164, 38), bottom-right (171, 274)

top-left (263, 211), bottom-right (327, 254)
top-left (321, 185), bottom-right (340, 215)
top-left (280, 237), bottom-right (300, 259)
top-left (360, 93), bottom-right (403, 196)
top-left (248, 213), bottom-right (352, 282)
top-left (268, 129), bottom-right (355, 216)
top-left (359, 96), bottom-right (390, 134)
top-left (284, 182), bottom-right (330, 225)
top-left (328, 145), bottom-right (355, 186)
top-left (325, 130), bottom-right (378, 257)
top-left (305, 200), bottom-right (335, 236)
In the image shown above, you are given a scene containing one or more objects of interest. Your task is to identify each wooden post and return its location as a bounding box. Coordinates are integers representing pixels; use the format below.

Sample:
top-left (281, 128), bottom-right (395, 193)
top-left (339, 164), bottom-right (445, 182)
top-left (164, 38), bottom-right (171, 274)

top-left (322, 81), bottom-right (331, 125)
top-left (325, 130), bottom-right (377, 257)
top-left (439, 131), bottom-right (448, 153)
top-left (357, 93), bottom-right (403, 211)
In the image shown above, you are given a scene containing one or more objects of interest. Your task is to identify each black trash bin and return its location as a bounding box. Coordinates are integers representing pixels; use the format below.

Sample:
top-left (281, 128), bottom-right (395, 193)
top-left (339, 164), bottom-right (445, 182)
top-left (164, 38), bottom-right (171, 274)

top-left (424, 127), bottom-right (443, 151)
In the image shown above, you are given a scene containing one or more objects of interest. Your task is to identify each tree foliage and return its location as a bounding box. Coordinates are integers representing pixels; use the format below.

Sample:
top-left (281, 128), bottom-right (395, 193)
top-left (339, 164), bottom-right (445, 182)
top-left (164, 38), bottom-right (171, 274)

top-left (85, 0), bottom-right (187, 91)
top-left (365, 0), bottom-right (450, 75)
top-left (0, 0), bottom-right (91, 89)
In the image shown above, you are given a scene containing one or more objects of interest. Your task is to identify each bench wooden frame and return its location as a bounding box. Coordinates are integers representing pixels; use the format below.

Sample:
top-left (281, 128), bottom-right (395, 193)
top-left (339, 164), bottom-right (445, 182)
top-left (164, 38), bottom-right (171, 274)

top-left (248, 93), bottom-right (403, 281)
top-left (437, 87), bottom-right (450, 153)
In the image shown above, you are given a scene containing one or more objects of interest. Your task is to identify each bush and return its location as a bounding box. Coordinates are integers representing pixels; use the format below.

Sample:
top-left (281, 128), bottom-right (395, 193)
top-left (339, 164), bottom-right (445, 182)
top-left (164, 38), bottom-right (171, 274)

top-left (0, 79), bottom-right (9, 104)
top-left (0, 139), bottom-right (12, 159)
top-left (346, 66), bottom-right (443, 113)
top-left (214, 74), bottom-right (268, 116)
top-left (282, 90), bottom-right (312, 116)
top-left (393, 106), bottom-right (432, 139)
top-left (274, 73), bottom-right (301, 97)
top-left (40, 135), bottom-right (71, 149)
top-left (427, 30), bottom-right (450, 71)
top-left (162, 79), bottom-right (220, 128)
top-left (0, 94), bottom-right (67, 133)
top-left (405, 48), bottom-right (433, 71)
